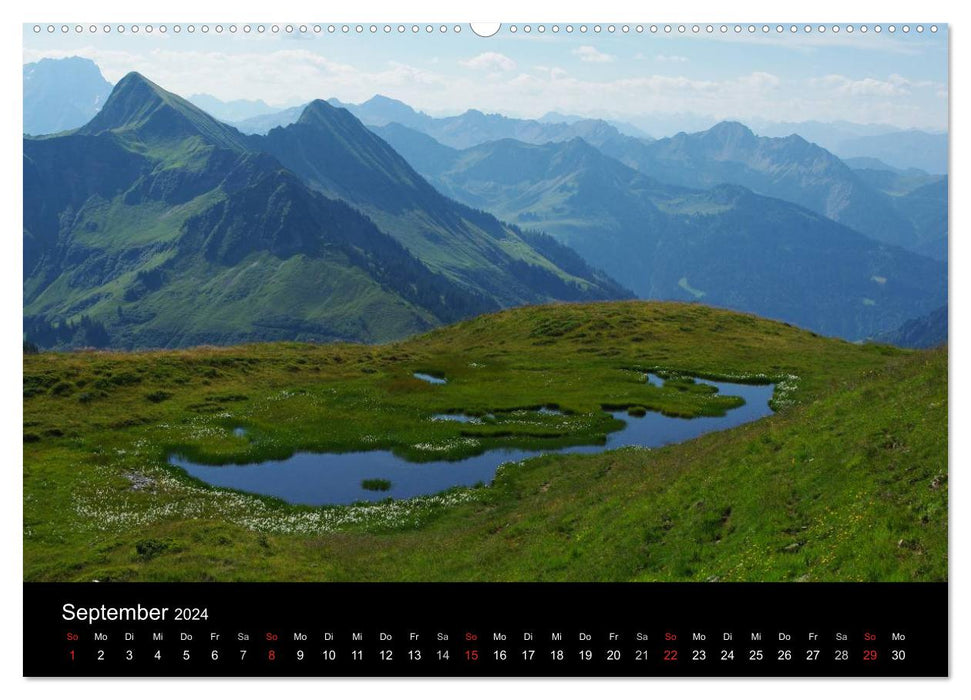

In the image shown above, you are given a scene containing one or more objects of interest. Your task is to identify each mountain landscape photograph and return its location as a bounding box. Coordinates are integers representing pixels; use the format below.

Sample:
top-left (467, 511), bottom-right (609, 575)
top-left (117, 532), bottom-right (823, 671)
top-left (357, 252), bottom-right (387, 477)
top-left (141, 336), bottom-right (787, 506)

top-left (23, 24), bottom-right (947, 584)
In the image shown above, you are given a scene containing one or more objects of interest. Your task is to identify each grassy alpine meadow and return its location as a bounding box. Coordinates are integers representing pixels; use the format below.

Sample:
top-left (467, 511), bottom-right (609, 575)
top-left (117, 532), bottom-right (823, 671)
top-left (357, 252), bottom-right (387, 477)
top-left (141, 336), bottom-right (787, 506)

top-left (23, 301), bottom-right (946, 582)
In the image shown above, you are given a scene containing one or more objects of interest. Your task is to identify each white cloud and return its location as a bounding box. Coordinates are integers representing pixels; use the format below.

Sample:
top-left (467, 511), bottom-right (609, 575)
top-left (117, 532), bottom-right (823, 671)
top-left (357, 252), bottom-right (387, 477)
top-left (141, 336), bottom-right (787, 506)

top-left (735, 72), bottom-right (782, 90)
top-left (809, 72), bottom-right (942, 99)
top-left (887, 73), bottom-right (937, 89)
top-left (812, 74), bottom-right (908, 97)
top-left (572, 45), bottom-right (614, 63)
top-left (460, 52), bottom-right (516, 72)
top-left (655, 54), bottom-right (689, 63)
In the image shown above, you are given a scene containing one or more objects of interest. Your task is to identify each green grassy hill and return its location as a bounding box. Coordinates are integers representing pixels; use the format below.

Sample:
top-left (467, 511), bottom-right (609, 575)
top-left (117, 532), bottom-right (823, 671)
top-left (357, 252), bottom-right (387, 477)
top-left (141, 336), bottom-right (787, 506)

top-left (23, 301), bottom-right (946, 582)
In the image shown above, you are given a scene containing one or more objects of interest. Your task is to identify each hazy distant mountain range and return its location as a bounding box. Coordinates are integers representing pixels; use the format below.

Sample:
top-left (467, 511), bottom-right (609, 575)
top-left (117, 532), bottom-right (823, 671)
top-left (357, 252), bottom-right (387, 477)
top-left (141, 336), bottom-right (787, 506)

top-left (21, 57), bottom-right (948, 348)
top-left (23, 57), bottom-right (112, 135)
top-left (849, 164), bottom-right (949, 261)
top-left (751, 120), bottom-right (948, 174)
top-left (230, 94), bottom-right (948, 175)
top-left (229, 104), bottom-right (307, 135)
top-left (834, 130), bottom-right (948, 176)
top-left (374, 125), bottom-right (945, 339)
top-left (583, 121), bottom-right (946, 258)
top-left (873, 304), bottom-right (947, 348)
top-left (230, 94), bottom-right (947, 261)
top-left (228, 94), bottom-right (643, 155)
top-left (186, 94), bottom-right (280, 123)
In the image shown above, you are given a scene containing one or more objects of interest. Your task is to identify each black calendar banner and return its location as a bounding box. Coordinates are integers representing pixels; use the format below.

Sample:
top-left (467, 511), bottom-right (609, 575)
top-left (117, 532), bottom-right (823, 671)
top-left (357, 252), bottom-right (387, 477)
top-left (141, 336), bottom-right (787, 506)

top-left (24, 582), bottom-right (947, 677)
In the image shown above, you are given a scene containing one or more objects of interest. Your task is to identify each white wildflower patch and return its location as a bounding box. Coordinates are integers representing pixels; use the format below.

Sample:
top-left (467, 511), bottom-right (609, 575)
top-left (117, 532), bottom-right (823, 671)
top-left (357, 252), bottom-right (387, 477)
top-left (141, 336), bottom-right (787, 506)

top-left (231, 489), bottom-right (479, 535)
top-left (493, 459), bottom-right (526, 480)
top-left (771, 373), bottom-right (801, 408)
top-left (413, 437), bottom-right (480, 452)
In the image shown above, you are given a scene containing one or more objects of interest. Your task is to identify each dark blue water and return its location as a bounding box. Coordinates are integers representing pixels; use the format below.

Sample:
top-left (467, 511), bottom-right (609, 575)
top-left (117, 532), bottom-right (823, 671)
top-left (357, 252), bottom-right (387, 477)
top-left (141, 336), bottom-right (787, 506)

top-left (170, 378), bottom-right (774, 506)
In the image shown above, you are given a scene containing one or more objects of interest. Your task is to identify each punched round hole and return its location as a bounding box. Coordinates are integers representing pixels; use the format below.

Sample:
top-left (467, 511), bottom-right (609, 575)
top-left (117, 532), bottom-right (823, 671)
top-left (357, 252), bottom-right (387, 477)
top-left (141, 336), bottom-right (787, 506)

top-left (469, 23), bottom-right (500, 37)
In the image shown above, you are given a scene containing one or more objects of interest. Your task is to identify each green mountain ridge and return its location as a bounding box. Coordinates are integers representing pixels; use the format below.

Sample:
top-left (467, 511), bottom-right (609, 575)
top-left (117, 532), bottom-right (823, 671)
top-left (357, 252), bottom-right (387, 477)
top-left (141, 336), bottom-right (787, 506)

top-left (23, 69), bottom-right (946, 349)
top-left (30, 73), bottom-right (611, 348)
top-left (78, 72), bottom-right (254, 154)
top-left (260, 100), bottom-right (628, 307)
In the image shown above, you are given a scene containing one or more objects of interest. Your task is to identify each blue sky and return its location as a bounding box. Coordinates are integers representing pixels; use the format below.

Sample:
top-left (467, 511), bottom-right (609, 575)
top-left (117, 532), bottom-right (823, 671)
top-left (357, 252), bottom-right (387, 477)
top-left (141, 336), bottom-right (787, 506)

top-left (23, 23), bottom-right (948, 131)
